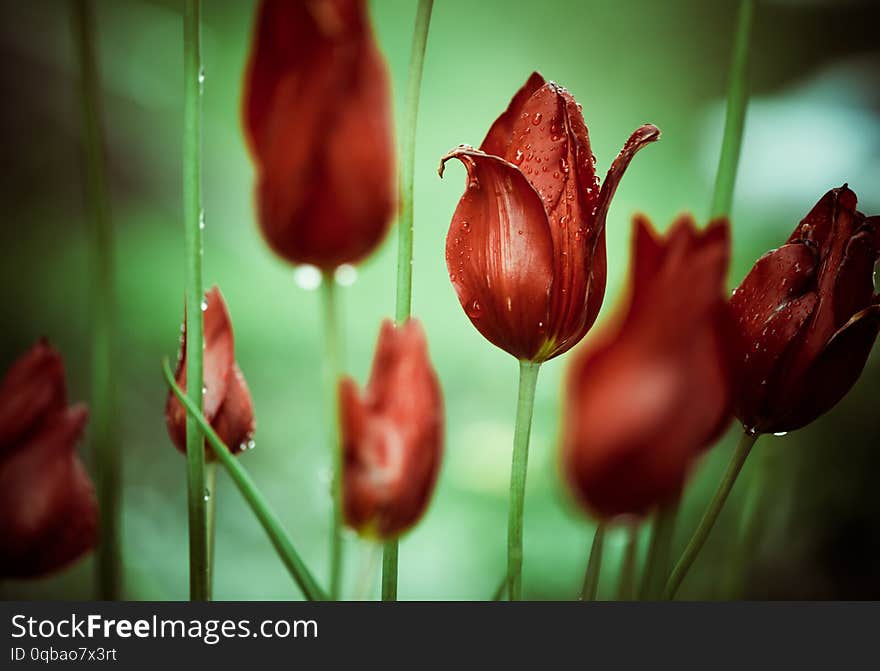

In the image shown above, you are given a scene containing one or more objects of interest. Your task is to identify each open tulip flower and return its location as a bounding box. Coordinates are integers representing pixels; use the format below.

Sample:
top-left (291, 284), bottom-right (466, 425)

top-left (440, 72), bottom-right (660, 362)
top-left (166, 286), bottom-right (256, 458)
top-left (731, 186), bottom-right (880, 435)
top-left (564, 216), bottom-right (734, 518)
top-left (339, 319), bottom-right (443, 540)
top-left (0, 341), bottom-right (98, 578)
top-left (242, 0), bottom-right (395, 269)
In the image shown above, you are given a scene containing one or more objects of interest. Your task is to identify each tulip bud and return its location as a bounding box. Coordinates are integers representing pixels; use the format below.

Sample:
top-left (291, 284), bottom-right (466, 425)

top-left (731, 185), bottom-right (880, 434)
top-left (166, 287), bottom-right (256, 458)
top-left (440, 72), bottom-right (659, 362)
top-left (0, 341), bottom-right (98, 578)
top-left (340, 319), bottom-right (444, 539)
top-left (242, 0), bottom-right (395, 269)
top-left (563, 216), bottom-right (734, 518)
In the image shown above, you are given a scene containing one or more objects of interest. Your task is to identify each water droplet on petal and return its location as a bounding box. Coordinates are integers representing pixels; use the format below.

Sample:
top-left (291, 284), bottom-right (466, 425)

top-left (531, 112), bottom-right (543, 126)
top-left (466, 299), bottom-right (482, 318)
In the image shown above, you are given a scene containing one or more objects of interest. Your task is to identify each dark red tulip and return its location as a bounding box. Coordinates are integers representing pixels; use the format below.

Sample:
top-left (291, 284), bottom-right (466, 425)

top-left (339, 319), bottom-right (443, 539)
top-left (563, 216), bottom-right (734, 518)
top-left (440, 72), bottom-right (660, 362)
top-left (166, 287), bottom-right (256, 458)
top-left (0, 341), bottom-right (98, 578)
top-left (242, 0), bottom-right (395, 269)
top-left (731, 185), bottom-right (880, 434)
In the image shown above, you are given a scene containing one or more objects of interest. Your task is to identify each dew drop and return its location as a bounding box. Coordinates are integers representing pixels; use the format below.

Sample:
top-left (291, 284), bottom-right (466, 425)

top-left (466, 298), bottom-right (482, 318)
top-left (513, 149), bottom-right (525, 165)
top-left (773, 432), bottom-right (788, 437)
top-left (294, 264), bottom-right (322, 291)
top-left (200, 298), bottom-right (208, 312)
top-left (203, 488), bottom-right (211, 502)
top-left (461, 221), bottom-right (471, 233)
top-left (531, 112), bottom-right (543, 126)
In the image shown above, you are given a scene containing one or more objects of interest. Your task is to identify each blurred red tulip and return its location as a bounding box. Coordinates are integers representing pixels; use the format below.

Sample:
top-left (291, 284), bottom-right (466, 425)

top-left (0, 341), bottom-right (98, 578)
top-left (242, 0), bottom-right (395, 269)
top-left (731, 185), bottom-right (880, 434)
top-left (563, 216), bottom-right (734, 518)
top-left (339, 319), bottom-right (443, 539)
top-left (440, 72), bottom-right (660, 362)
top-left (166, 287), bottom-right (256, 458)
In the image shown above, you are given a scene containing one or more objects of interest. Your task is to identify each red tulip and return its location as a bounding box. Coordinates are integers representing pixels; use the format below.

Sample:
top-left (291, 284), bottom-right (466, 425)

top-left (166, 287), bottom-right (256, 458)
top-left (440, 72), bottom-right (660, 362)
top-left (0, 341), bottom-right (98, 578)
top-left (731, 185), bottom-right (880, 434)
top-left (563, 216), bottom-right (733, 518)
top-left (242, 0), bottom-right (395, 269)
top-left (339, 319), bottom-right (443, 539)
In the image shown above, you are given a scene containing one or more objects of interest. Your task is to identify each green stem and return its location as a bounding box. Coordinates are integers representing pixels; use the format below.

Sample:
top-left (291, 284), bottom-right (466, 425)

top-left (709, 0), bottom-right (755, 219)
top-left (616, 525), bottom-right (639, 601)
top-left (507, 360), bottom-right (541, 601)
top-left (490, 573), bottom-right (508, 601)
top-left (380, 540), bottom-right (398, 602)
top-left (580, 522), bottom-right (606, 601)
top-left (384, 0), bottom-right (434, 603)
top-left (664, 431), bottom-right (759, 599)
top-left (182, 0), bottom-right (208, 602)
top-left (205, 462), bottom-right (217, 591)
top-left (394, 0), bottom-right (433, 323)
top-left (71, 0), bottom-right (120, 601)
top-left (640, 499), bottom-right (680, 600)
top-left (320, 272), bottom-right (343, 600)
top-left (163, 359), bottom-right (327, 601)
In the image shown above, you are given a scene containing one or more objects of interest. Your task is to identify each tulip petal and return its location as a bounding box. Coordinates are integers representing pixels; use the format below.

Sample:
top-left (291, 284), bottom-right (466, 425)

top-left (441, 148), bottom-right (554, 360)
top-left (481, 72), bottom-right (546, 158)
top-left (0, 341), bottom-right (67, 454)
top-left (0, 405), bottom-right (95, 578)
top-left (212, 364), bottom-right (256, 457)
top-left (592, 124), bottom-right (661, 251)
top-left (777, 304), bottom-right (880, 432)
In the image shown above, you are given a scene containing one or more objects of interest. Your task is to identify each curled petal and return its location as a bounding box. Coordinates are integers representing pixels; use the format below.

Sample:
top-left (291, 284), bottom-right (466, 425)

top-left (441, 148), bottom-right (553, 360)
top-left (592, 124), bottom-right (661, 253)
top-left (0, 341), bottom-right (67, 454)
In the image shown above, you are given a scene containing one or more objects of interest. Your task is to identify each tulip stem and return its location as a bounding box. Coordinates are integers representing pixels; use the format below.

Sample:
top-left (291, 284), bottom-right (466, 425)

top-left (640, 499), bottom-right (680, 600)
top-left (182, 0), bottom-right (210, 602)
top-left (320, 271), bottom-right (344, 600)
top-left (71, 0), bottom-right (120, 601)
top-left (664, 431), bottom-right (758, 599)
top-left (507, 360), bottom-right (541, 601)
top-left (384, 0), bottom-right (434, 603)
top-left (709, 0), bottom-right (754, 219)
top-left (580, 522), bottom-right (606, 601)
top-left (163, 359), bottom-right (328, 601)
top-left (616, 524), bottom-right (640, 601)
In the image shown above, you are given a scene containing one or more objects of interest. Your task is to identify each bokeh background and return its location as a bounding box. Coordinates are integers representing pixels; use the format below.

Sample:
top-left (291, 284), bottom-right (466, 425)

top-left (1, 0), bottom-right (878, 600)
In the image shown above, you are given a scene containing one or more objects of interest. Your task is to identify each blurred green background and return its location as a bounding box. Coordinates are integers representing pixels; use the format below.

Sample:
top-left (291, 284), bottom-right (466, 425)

top-left (1, 0), bottom-right (878, 600)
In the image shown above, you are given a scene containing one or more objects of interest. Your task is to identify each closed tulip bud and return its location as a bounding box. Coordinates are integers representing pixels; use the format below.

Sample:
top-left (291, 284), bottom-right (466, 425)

top-left (563, 216), bottom-right (734, 518)
top-left (166, 287), bottom-right (256, 458)
top-left (731, 185), bottom-right (880, 434)
top-left (440, 72), bottom-right (660, 362)
top-left (0, 341), bottom-right (98, 578)
top-left (339, 319), bottom-right (443, 539)
top-left (242, 0), bottom-right (395, 269)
